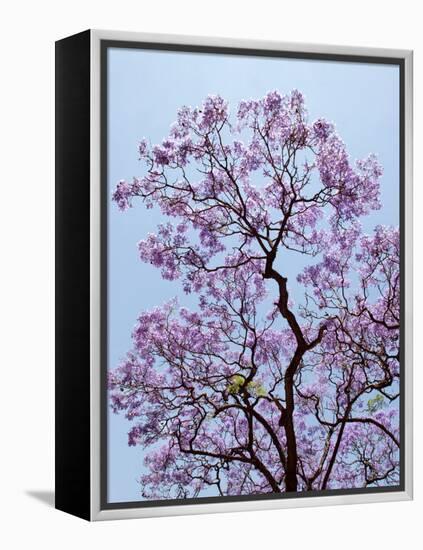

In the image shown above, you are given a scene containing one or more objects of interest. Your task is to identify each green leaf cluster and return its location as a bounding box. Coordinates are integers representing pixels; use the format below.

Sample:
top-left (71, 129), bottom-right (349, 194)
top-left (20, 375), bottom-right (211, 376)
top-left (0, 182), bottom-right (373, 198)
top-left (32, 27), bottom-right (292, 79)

top-left (227, 375), bottom-right (246, 395)
top-left (227, 375), bottom-right (267, 397)
top-left (367, 394), bottom-right (384, 413)
top-left (247, 380), bottom-right (267, 397)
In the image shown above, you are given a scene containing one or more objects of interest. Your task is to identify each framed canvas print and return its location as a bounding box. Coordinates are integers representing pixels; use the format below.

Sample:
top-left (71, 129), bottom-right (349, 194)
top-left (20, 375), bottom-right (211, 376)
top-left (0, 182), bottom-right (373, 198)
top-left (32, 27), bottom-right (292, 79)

top-left (55, 29), bottom-right (413, 521)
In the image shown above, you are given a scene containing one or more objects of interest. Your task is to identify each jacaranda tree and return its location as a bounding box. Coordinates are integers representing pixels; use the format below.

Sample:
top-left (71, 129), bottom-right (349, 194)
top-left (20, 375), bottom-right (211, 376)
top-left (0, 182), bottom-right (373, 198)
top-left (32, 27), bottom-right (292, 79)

top-left (109, 90), bottom-right (400, 499)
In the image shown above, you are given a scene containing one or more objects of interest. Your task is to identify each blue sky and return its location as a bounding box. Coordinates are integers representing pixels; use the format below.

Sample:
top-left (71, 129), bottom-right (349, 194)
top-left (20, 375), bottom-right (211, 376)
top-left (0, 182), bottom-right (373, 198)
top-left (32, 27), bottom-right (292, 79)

top-left (107, 46), bottom-right (399, 503)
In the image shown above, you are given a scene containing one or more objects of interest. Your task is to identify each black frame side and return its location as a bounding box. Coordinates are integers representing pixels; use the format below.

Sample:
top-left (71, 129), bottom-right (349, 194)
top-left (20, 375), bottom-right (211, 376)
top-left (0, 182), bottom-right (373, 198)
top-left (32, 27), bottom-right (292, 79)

top-left (55, 29), bottom-right (91, 521)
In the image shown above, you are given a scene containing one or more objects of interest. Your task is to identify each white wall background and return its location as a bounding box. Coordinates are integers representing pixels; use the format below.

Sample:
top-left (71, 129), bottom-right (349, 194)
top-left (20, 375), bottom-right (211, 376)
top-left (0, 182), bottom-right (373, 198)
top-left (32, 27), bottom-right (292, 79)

top-left (0, 1), bottom-right (421, 548)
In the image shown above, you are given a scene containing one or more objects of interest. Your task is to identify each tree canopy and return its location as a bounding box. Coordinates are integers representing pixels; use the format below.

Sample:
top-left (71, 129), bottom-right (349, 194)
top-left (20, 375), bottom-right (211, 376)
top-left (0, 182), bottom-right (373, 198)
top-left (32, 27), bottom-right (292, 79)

top-left (109, 90), bottom-right (400, 499)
